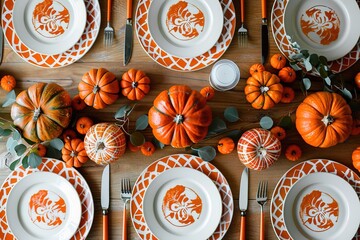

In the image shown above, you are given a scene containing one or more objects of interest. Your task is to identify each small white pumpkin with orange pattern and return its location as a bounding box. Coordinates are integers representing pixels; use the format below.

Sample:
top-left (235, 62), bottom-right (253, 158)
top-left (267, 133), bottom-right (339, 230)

top-left (237, 128), bottom-right (281, 170)
top-left (84, 123), bottom-right (126, 165)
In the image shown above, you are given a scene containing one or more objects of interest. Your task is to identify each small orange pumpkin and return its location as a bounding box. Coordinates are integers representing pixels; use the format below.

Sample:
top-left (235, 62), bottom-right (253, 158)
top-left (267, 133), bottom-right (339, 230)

top-left (281, 87), bottom-right (295, 103)
top-left (61, 139), bottom-right (89, 168)
top-left (72, 95), bottom-right (87, 111)
top-left (217, 137), bottom-right (235, 154)
top-left (78, 68), bottom-right (119, 109)
top-left (278, 67), bottom-right (297, 83)
top-left (355, 72), bottom-right (360, 89)
top-left (1, 75), bottom-right (16, 92)
top-left (296, 92), bottom-right (353, 148)
top-left (62, 129), bottom-right (77, 142)
top-left (33, 144), bottom-right (47, 157)
top-left (76, 117), bottom-right (94, 135)
top-left (270, 53), bottom-right (287, 70)
top-left (200, 86), bottom-right (215, 101)
top-left (121, 69), bottom-right (150, 101)
top-left (141, 142), bottom-right (156, 156)
top-left (244, 71), bottom-right (283, 110)
top-left (352, 146), bottom-right (360, 172)
top-left (351, 119), bottom-right (360, 136)
top-left (128, 142), bottom-right (141, 152)
top-left (285, 144), bottom-right (302, 161)
top-left (270, 126), bottom-right (286, 141)
top-left (249, 63), bottom-right (265, 75)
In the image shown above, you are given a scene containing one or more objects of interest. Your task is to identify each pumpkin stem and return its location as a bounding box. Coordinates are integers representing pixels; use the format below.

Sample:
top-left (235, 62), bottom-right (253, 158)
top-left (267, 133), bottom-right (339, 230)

top-left (322, 115), bottom-right (335, 126)
top-left (258, 146), bottom-right (267, 157)
top-left (70, 150), bottom-right (77, 157)
top-left (96, 141), bottom-right (106, 150)
top-left (93, 85), bottom-right (100, 94)
top-left (33, 108), bottom-right (41, 121)
top-left (260, 86), bottom-right (269, 93)
top-left (132, 82), bottom-right (138, 88)
top-left (174, 114), bottom-right (184, 124)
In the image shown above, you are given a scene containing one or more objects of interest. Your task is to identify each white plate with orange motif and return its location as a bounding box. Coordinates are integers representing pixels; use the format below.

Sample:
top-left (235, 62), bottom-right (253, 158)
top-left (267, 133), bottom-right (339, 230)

top-left (6, 171), bottom-right (82, 240)
top-left (147, 0), bottom-right (223, 58)
top-left (12, 0), bottom-right (87, 55)
top-left (143, 167), bottom-right (222, 240)
top-left (283, 172), bottom-right (360, 240)
top-left (283, 0), bottom-right (360, 61)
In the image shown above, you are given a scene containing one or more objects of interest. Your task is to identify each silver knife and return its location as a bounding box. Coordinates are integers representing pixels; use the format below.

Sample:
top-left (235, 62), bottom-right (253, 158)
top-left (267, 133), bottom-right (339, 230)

top-left (101, 164), bottom-right (110, 240)
top-left (239, 167), bottom-right (249, 240)
top-left (261, 0), bottom-right (268, 64)
top-left (124, 0), bottom-right (133, 66)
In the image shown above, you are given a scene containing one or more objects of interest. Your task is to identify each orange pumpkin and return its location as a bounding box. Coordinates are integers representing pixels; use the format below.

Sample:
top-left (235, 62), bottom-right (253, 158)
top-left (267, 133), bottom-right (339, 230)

top-left (270, 126), bottom-right (286, 141)
top-left (200, 86), bottom-right (215, 101)
top-left (84, 123), bottom-right (126, 164)
top-left (11, 83), bottom-right (72, 143)
top-left (280, 87), bottom-right (295, 103)
top-left (352, 146), bottom-right (360, 171)
top-left (141, 142), bottom-right (156, 156)
top-left (285, 144), bottom-right (302, 161)
top-left (62, 138), bottom-right (89, 168)
top-left (244, 71), bottom-right (283, 110)
top-left (355, 72), bottom-right (360, 89)
top-left (33, 144), bottom-right (47, 157)
top-left (62, 129), bottom-right (77, 142)
top-left (121, 69), bottom-right (150, 101)
top-left (76, 116), bottom-right (94, 135)
top-left (1, 75), bottom-right (16, 92)
top-left (249, 63), bottom-right (265, 75)
top-left (78, 68), bottom-right (119, 109)
top-left (148, 85), bottom-right (212, 148)
top-left (217, 137), bottom-right (235, 154)
top-left (72, 95), bottom-right (87, 111)
top-left (278, 67), bottom-right (297, 83)
top-left (237, 128), bottom-right (281, 170)
top-left (296, 92), bottom-right (353, 148)
top-left (270, 53), bottom-right (287, 70)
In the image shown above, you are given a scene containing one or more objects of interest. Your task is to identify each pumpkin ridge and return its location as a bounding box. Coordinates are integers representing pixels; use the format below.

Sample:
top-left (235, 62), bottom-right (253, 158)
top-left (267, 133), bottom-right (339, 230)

top-left (15, 91), bottom-right (36, 110)
top-left (301, 101), bottom-right (324, 117)
top-left (98, 73), bottom-right (118, 88)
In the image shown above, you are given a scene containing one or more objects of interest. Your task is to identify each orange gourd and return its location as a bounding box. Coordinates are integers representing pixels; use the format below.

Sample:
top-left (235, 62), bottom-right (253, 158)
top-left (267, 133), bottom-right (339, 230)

top-left (62, 129), bottom-right (77, 142)
top-left (11, 83), bottom-right (72, 143)
top-left (1, 75), bottom-right (16, 91)
top-left (33, 144), bottom-right (47, 157)
top-left (270, 53), bottom-right (287, 70)
top-left (72, 95), bottom-right (87, 111)
top-left (285, 144), bottom-right (302, 161)
top-left (217, 137), bottom-right (235, 154)
top-left (84, 123), bottom-right (126, 164)
top-left (352, 146), bottom-right (360, 171)
top-left (62, 138), bottom-right (89, 168)
top-left (76, 117), bottom-right (94, 135)
top-left (141, 142), bottom-right (156, 156)
top-left (270, 126), bottom-right (286, 141)
top-left (244, 71), bottom-right (283, 110)
top-left (200, 86), bottom-right (215, 101)
top-left (281, 87), bottom-right (295, 103)
top-left (121, 69), bottom-right (150, 101)
top-left (78, 68), bottom-right (119, 109)
top-left (296, 92), bottom-right (353, 148)
top-left (249, 63), bottom-right (265, 75)
top-left (278, 67), bottom-right (297, 83)
top-left (148, 85), bottom-right (212, 148)
top-left (355, 72), bottom-right (360, 89)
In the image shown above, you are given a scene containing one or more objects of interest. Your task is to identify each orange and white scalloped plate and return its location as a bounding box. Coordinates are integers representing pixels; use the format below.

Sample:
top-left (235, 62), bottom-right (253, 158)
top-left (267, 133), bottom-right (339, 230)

top-left (0, 158), bottom-right (94, 240)
top-left (135, 0), bottom-right (236, 71)
top-left (270, 159), bottom-right (360, 240)
top-left (130, 154), bottom-right (234, 240)
top-left (1, 0), bottom-right (101, 68)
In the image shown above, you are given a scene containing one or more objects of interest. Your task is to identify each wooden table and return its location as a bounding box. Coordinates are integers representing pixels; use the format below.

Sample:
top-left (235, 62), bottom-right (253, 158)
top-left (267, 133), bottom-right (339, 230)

top-left (0, 0), bottom-right (359, 238)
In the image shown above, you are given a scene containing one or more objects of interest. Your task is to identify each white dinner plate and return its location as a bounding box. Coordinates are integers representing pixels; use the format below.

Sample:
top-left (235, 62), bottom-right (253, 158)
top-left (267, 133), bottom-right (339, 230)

top-left (143, 167), bottom-right (222, 240)
top-left (147, 0), bottom-right (224, 58)
top-left (12, 0), bottom-right (87, 55)
top-left (284, 0), bottom-right (360, 61)
top-left (283, 172), bottom-right (360, 240)
top-left (6, 171), bottom-right (82, 240)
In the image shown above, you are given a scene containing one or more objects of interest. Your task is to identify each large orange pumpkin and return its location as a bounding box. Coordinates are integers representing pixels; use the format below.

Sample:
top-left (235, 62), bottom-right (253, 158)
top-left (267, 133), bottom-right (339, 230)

top-left (148, 85), bottom-right (212, 148)
top-left (11, 83), bottom-right (72, 143)
top-left (296, 92), bottom-right (353, 148)
top-left (237, 128), bottom-right (281, 170)
top-left (121, 68), bottom-right (150, 101)
top-left (84, 123), bottom-right (126, 165)
top-left (78, 68), bottom-right (119, 109)
top-left (244, 71), bottom-right (283, 110)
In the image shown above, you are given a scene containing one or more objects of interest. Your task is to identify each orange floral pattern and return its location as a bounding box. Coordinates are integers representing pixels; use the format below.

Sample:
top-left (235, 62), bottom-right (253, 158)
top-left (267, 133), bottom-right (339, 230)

top-left (28, 190), bottom-right (67, 230)
top-left (299, 190), bottom-right (339, 232)
top-left (300, 6), bottom-right (340, 45)
top-left (32, 0), bottom-right (70, 38)
top-left (162, 185), bottom-right (202, 227)
top-left (166, 1), bottom-right (204, 41)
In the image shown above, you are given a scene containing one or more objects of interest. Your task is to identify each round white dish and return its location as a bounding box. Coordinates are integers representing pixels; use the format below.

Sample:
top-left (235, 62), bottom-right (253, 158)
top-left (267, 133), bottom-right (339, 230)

top-left (283, 172), bottom-right (360, 240)
top-left (143, 167), bottom-right (222, 240)
top-left (6, 171), bottom-right (82, 240)
top-left (284, 0), bottom-right (360, 61)
top-left (147, 0), bottom-right (224, 58)
top-left (12, 0), bottom-right (87, 55)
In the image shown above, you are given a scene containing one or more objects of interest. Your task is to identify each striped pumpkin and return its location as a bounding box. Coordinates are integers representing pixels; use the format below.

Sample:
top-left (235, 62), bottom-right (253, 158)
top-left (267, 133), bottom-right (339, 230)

top-left (84, 123), bottom-right (126, 165)
top-left (237, 128), bottom-right (281, 170)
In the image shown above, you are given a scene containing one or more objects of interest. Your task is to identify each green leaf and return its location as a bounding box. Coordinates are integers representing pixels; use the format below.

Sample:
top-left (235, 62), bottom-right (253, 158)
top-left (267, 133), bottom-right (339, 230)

top-left (319, 56), bottom-right (328, 65)
top-left (22, 155), bottom-right (29, 169)
top-left (15, 144), bottom-right (27, 156)
top-left (0, 129), bottom-right (12, 137)
top-left (341, 88), bottom-right (352, 101)
top-left (2, 90), bottom-right (16, 107)
top-left (227, 129), bottom-right (242, 142)
top-left (130, 131), bottom-right (145, 146)
top-left (115, 105), bottom-right (133, 119)
top-left (224, 107), bottom-right (240, 123)
top-left (302, 78), bottom-right (311, 90)
top-left (279, 116), bottom-right (293, 130)
top-left (259, 116), bottom-right (273, 130)
top-left (304, 58), bottom-right (312, 71)
top-left (309, 54), bottom-right (319, 67)
top-left (152, 137), bottom-right (165, 149)
top-left (300, 50), bottom-right (309, 58)
top-left (12, 129), bottom-right (21, 141)
top-left (9, 158), bottom-right (20, 171)
top-left (289, 62), bottom-right (302, 71)
top-left (135, 115), bottom-right (149, 131)
top-left (324, 77), bottom-right (331, 86)
top-left (318, 65), bottom-right (328, 78)
top-left (207, 117), bottom-right (227, 135)
top-left (24, 137), bottom-right (36, 145)
top-left (6, 137), bottom-right (18, 153)
top-left (46, 146), bottom-right (62, 159)
top-left (49, 138), bottom-right (64, 151)
top-left (197, 146), bottom-right (216, 162)
top-left (28, 152), bottom-right (42, 168)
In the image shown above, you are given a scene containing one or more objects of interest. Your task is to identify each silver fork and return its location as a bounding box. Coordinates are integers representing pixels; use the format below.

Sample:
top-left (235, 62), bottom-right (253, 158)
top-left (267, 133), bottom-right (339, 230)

top-left (121, 178), bottom-right (132, 240)
top-left (238, 0), bottom-right (248, 47)
top-left (256, 180), bottom-right (268, 240)
top-left (104, 0), bottom-right (114, 46)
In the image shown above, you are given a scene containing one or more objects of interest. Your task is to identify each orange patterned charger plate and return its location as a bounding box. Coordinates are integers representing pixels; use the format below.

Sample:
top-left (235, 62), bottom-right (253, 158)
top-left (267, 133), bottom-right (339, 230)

top-left (130, 154), bottom-right (234, 240)
top-left (0, 158), bottom-right (94, 240)
top-left (270, 159), bottom-right (360, 240)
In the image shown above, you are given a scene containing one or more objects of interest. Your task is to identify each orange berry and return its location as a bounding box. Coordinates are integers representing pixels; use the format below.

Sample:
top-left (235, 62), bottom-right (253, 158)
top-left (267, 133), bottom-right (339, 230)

top-left (217, 137), bottom-right (235, 154)
top-left (249, 63), bottom-right (265, 75)
top-left (200, 86), bottom-right (215, 101)
top-left (270, 53), bottom-right (287, 70)
top-left (72, 95), bottom-right (87, 111)
top-left (1, 75), bottom-right (16, 92)
top-left (270, 126), bottom-right (286, 141)
top-left (285, 144), bottom-right (302, 161)
top-left (281, 87), bottom-right (295, 103)
top-left (278, 67), bottom-right (297, 83)
top-left (76, 117), bottom-right (94, 135)
top-left (141, 142), bottom-right (156, 156)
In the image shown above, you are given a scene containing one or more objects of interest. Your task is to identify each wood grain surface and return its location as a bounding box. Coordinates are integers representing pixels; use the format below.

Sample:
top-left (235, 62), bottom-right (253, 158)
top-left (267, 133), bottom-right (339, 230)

top-left (0, 0), bottom-right (359, 239)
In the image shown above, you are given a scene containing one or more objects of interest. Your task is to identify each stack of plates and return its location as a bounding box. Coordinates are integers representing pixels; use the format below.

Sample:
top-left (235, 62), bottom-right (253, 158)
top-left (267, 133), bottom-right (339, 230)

top-left (130, 154), bottom-right (234, 240)
top-left (1, 0), bottom-right (101, 68)
top-left (0, 158), bottom-right (94, 239)
top-left (271, 159), bottom-right (360, 240)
